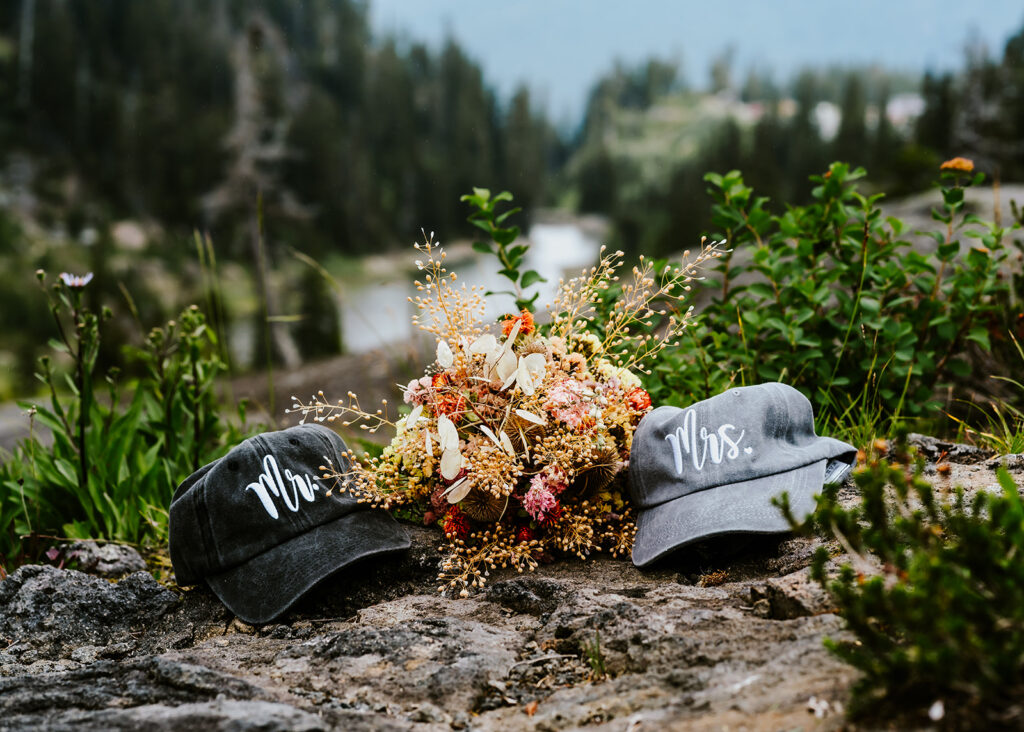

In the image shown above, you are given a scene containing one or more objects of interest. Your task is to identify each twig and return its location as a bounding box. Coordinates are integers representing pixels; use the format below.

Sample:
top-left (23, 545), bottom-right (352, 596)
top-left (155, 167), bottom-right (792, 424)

top-left (507, 653), bottom-right (578, 675)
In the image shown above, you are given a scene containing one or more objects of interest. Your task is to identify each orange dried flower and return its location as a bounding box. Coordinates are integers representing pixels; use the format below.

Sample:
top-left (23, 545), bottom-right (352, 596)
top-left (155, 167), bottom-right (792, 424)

top-left (431, 371), bottom-right (466, 420)
top-left (539, 503), bottom-right (562, 526)
top-left (560, 352), bottom-right (587, 377)
top-left (941, 156), bottom-right (974, 173)
top-left (437, 393), bottom-right (466, 420)
top-left (501, 309), bottom-right (535, 337)
top-left (627, 387), bottom-right (652, 412)
top-left (443, 506), bottom-right (469, 541)
top-left (432, 372), bottom-right (451, 389)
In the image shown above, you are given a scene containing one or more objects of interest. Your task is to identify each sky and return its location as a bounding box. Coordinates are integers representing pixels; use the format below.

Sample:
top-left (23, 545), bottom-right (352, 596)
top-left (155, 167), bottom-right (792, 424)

top-left (368, 0), bottom-right (1024, 124)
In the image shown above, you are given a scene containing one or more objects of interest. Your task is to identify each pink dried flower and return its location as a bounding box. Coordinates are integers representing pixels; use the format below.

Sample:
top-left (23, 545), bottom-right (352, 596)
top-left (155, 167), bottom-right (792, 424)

top-left (403, 376), bottom-right (432, 406)
top-left (540, 465), bottom-right (568, 495)
top-left (544, 379), bottom-right (590, 430)
top-left (522, 478), bottom-right (560, 523)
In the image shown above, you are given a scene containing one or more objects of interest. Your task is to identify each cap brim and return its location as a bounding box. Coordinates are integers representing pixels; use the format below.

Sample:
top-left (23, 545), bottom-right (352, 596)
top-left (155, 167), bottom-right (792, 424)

top-left (631, 459), bottom-right (826, 568)
top-left (205, 510), bottom-right (411, 624)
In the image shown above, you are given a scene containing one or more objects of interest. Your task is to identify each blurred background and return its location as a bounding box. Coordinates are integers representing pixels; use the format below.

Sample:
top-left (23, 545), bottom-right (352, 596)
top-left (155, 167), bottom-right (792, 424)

top-left (1, 0), bottom-right (1024, 425)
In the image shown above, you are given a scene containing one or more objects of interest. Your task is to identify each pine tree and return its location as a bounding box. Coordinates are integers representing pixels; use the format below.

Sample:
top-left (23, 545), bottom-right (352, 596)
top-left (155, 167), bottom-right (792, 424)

top-left (834, 73), bottom-right (868, 165)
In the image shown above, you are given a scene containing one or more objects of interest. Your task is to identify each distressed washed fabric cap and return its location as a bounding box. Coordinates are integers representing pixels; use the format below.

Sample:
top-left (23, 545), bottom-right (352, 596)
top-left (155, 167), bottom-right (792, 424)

top-left (628, 383), bottom-right (856, 567)
top-left (169, 423), bottom-right (410, 624)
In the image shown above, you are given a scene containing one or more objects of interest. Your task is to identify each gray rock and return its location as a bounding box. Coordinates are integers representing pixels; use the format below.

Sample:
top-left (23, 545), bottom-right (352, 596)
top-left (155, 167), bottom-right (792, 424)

top-left (3, 699), bottom-right (327, 732)
top-left (0, 545), bottom-right (860, 731)
top-left (989, 453), bottom-right (1024, 472)
top-left (752, 569), bottom-right (834, 620)
top-left (10, 489), bottom-right (970, 730)
top-left (0, 656), bottom-right (263, 718)
top-left (63, 542), bottom-right (147, 578)
top-left (0, 565), bottom-right (177, 659)
top-left (908, 433), bottom-right (994, 464)
top-left (486, 576), bottom-right (569, 615)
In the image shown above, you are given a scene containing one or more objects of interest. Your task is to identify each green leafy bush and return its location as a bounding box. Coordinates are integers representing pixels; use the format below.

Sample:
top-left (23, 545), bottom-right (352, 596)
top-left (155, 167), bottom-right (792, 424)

top-left (461, 188), bottom-right (545, 312)
top-left (643, 162), bottom-right (1014, 438)
top-left (0, 274), bottom-right (260, 573)
top-left (787, 448), bottom-right (1024, 727)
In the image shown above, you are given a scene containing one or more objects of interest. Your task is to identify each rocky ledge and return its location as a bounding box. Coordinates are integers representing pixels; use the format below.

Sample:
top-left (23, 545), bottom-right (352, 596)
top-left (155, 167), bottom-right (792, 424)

top-left (1, 446), bottom-right (1019, 731)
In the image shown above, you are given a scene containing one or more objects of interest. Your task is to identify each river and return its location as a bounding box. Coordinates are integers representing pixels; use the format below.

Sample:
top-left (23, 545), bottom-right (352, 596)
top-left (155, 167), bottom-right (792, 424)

top-left (337, 221), bottom-right (603, 353)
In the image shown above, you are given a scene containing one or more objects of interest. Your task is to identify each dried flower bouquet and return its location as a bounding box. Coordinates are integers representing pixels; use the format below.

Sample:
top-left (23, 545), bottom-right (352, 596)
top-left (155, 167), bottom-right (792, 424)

top-left (290, 234), bottom-right (724, 594)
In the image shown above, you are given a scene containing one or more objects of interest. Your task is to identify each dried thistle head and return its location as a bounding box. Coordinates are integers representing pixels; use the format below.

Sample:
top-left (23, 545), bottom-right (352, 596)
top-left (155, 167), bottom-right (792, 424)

top-left (458, 487), bottom-right (510, 522)
top-left (573, 444), bottom-right (621, 495)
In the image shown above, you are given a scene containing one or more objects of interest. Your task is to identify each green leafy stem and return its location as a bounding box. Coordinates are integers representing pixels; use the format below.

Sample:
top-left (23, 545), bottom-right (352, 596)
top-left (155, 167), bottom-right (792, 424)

top-left (461, 188), bottom-right (545, 313)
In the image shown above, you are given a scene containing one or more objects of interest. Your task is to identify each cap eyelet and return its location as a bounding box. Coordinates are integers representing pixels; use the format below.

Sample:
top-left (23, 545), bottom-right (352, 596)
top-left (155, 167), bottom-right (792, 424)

top-left (227, 460), bottom-right (239, 471)
top-left (289, 438), bottom-right (300, 446)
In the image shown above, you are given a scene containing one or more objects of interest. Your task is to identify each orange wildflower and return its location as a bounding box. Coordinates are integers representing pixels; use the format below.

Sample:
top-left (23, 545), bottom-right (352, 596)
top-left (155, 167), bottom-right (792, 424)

top-left (501, 309), bottom-right (535, 337)
top-left (431, 372), bottom-right (451, 390)
top-left (442, 506), bottom-right (469, 540)
top-left (940, 157), bottom-right (974, 173)
top-left (431, 371), bottom-right (465, 420)
top-left (436, 393), bottom-right (466, 421)
top-left (627, 387), bottom-right (652, 412)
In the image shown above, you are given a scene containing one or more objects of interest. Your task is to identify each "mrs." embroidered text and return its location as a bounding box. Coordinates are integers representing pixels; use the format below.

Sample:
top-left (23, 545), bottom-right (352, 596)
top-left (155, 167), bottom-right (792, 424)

top-left (665, 409), bottom-right (747, 474)
top-left (245, 455), bottom-right (320, 519)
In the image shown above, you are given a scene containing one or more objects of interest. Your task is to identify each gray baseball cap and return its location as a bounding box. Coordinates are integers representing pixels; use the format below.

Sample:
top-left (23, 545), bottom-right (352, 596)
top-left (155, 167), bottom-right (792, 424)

top-left (628, 383), bottom-right (856, 567)
top-left (169, 423), bottom-right (410, 623)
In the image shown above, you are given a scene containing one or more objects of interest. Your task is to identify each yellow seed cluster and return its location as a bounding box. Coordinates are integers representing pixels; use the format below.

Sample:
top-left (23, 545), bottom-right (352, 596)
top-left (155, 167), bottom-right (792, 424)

top-left (547, 239), bottom-right (727, 375)
top-left (462, 442), bottom-right (523, 499)
top-left (437, 523), bottom-right (542, 595)
top-left (410, 234), bottom-right (489, 344)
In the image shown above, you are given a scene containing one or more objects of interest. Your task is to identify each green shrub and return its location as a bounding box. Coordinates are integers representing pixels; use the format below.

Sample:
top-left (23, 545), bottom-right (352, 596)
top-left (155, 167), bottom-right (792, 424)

top-left (0, 273), bottom-right (260, 573)
top-left (642, 162), bottom-right (1014, 440)
top-left (785, 447), bottom-right (1024, 727)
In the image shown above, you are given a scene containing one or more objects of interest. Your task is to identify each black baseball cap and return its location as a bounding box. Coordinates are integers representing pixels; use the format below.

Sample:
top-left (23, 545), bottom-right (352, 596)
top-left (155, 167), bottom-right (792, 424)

top-left (628, 383), bottom-right (856, 567)
top-left (169, 423), bottom-right (410, 623)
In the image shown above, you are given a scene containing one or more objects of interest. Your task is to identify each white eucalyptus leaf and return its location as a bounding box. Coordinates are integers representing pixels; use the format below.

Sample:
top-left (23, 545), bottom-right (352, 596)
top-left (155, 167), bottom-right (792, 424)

top-left (470, 333), bottom-right (497, 355)
top-left (445, 477), bottom-right (473, 503)
top-left (440, 447), bottom-right (462, 480)
top-left (502, 369), bottom-right (518, 391)
top-left (496, 349), bottom-right (518, 383)
top-left (514, 408), bottom-right (546, 426)
top-left (516, 361), bottom-right (536, 396)
top-left (478, 424), bottom-right (502, 449)
top-left (437, 415), bottom-right (458, 451)
top-left (436, 340), bottom-right (454, 368)
top-left (503, 318), bottom-right (522, 347)
top-left (523, 352), bottom-right (546, 376)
